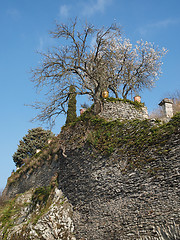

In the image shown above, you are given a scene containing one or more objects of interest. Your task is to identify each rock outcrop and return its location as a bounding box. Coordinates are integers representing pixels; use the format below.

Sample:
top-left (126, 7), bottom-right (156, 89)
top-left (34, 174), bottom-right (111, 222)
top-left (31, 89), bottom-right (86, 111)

top-left (0, 187), bottom-right (75, 240)
top-left (1, 112), bottom-right (180, 240)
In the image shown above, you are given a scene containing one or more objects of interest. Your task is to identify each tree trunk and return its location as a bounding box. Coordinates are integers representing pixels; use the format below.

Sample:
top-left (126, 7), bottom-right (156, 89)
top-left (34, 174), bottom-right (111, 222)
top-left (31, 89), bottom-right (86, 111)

top-left (94, 99), bottom-right (102, 115)
top-left (93, 87), bottom-right (103, 115)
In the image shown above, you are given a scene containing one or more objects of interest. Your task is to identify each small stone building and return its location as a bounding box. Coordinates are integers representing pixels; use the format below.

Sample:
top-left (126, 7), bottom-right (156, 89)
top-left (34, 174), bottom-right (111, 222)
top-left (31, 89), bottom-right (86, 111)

top-left (159, 98), bottom-right (174, 119)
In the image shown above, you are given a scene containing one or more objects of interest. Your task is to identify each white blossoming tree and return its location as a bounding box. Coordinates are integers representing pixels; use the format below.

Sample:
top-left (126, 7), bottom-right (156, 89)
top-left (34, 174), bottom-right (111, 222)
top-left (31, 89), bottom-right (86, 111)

top-left (31, 19), bottom-right (167, 125)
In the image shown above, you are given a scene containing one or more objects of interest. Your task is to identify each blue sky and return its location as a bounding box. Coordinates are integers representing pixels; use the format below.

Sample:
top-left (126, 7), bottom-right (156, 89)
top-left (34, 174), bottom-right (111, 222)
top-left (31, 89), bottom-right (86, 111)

top-left (0, 0), bottom-right (180, 191)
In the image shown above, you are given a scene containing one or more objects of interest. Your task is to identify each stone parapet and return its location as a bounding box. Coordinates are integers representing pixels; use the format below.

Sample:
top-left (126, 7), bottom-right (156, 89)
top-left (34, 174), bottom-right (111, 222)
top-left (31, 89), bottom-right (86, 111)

top-left (99, 100), bottom-right (148, 121)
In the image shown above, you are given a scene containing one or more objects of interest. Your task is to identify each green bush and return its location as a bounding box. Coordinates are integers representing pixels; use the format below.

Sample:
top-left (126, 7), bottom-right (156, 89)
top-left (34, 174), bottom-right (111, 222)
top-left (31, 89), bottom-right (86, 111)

top-left (13, 127), bottom-right (54, 167)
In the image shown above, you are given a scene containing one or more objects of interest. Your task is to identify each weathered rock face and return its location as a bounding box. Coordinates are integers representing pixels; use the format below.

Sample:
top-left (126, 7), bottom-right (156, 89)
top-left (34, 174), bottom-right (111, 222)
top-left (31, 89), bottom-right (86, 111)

top-left (0, 187), bottom-right (75, 240)
top-left (1, 114), bottom-right (180, 240)
top-left (99, 100), bottom-right (148, 121)
top-left (57, 134), bottom-right (180, 240)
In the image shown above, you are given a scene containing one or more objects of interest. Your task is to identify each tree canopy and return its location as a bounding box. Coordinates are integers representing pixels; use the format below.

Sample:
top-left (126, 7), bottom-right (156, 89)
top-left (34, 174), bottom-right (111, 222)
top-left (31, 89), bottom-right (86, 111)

top-left (13, 127), bottom-right (54, 167)
top-left (31, 19), bottom-right (167, 125)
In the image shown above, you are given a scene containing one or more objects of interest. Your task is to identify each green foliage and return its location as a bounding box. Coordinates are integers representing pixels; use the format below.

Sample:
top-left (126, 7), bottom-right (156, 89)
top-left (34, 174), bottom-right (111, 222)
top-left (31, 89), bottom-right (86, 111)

top-left (0, 197), bottom-right (20, 239)
top-left (31, 185), bottom-right (52, 208)
top-left (0, 192), bottom-right (6, 209)
top-left (0, 186), bottom-right (54, 239)
top-left (13, 127), bottom-right (54, 167)
top-left (31, 185), bottom-right (53, 225)
top-left (66, 85), bottom-right (77, 125)
top-left (71, 111), bottom-right (180, 170)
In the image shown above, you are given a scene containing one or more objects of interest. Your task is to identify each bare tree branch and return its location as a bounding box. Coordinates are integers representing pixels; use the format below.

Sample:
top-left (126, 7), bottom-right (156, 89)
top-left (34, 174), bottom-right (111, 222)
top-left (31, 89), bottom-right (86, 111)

top-left (31, 19), bottom-right (167, 125)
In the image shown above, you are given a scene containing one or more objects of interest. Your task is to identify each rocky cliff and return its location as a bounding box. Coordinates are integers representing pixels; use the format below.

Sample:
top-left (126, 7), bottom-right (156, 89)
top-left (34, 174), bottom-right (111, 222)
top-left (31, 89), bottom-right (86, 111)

top-left (1, 110), bottom-right (180, 240)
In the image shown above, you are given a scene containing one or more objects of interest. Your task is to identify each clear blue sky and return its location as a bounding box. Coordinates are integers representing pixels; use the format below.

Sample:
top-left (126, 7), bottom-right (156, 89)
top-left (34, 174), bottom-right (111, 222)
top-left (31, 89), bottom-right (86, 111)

top-left (0, 0), bottom-right (180, 191)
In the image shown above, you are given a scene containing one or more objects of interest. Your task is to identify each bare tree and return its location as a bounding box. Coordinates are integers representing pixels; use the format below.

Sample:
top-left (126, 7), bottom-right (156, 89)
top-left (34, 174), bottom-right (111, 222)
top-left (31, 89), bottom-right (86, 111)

top-left (31, 19), bottom-right (167, 125)
top-left (149, 90), bottom-right (180, 119)
top-left (168, 90), bottom-right (180, 114)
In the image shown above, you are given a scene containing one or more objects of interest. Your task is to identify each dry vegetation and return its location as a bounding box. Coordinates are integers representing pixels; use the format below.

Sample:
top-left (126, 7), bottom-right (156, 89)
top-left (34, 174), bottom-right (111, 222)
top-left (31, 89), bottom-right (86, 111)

top-left (170, 90), bottom-right (180, 114)
top-left (150, 90), bottom-right (180, 119)
top-left (149, 107), bottom-right (165, 120)
top-left (0, 190), bottom-right (6, 208)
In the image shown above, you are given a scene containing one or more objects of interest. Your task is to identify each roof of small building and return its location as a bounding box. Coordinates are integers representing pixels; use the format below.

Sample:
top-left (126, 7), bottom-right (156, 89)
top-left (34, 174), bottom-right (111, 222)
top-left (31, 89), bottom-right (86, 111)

top-left (159, 98), bottom-right (173, 106)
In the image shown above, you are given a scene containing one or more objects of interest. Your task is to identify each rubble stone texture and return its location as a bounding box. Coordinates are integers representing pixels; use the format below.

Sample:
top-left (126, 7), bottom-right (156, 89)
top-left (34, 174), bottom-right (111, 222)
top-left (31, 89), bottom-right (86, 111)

top-left (99, 100), bottom-right (148, 121)
top-left (2, 109), bottom-right (179, 240)
top-left (0, 188), bottom-right (76, 240)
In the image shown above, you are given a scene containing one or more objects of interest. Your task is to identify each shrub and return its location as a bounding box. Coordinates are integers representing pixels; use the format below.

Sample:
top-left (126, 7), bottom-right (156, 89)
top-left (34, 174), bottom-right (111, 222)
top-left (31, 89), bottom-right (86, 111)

top-left (13, 127), bottom-right (54, 167)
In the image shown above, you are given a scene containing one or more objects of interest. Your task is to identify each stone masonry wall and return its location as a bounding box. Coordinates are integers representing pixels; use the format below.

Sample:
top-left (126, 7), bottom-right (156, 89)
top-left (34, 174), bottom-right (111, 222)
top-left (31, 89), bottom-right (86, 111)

top-left (99, 100), bottom-right (148, 121)
top-left (3, 123), bottom-right (180, 240)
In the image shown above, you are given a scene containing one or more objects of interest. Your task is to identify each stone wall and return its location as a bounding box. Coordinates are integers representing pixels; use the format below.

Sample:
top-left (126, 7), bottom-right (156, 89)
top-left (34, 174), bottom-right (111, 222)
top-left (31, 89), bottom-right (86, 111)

top-left (58, 135), bottom-right (180, 240)
top-left (3, 119), bottom-right (180, 240)
top-left (99, 100), bottom-right (148, 121)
